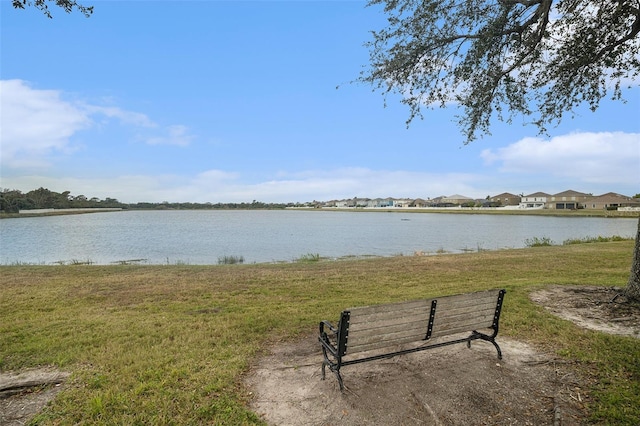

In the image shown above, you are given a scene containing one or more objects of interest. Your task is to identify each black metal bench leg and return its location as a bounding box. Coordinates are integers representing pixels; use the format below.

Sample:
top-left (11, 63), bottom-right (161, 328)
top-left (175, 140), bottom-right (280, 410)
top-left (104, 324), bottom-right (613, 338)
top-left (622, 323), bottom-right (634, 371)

top-left (491, 339), bottom-right (503, 360)
top-left (320, 345), bottom-right (346, 390)
top-left (468, 331), bottom-right (503, 360)
top-left (332, 368), bottom-right (345, 392)
top-left (322, 360), bottom-right (345, 391)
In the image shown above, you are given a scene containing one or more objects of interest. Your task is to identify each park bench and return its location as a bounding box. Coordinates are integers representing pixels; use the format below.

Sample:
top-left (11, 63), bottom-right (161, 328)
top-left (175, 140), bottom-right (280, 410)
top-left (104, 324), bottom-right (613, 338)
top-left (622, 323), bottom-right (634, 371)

top-left (318, 289), bottom-right (506, 391)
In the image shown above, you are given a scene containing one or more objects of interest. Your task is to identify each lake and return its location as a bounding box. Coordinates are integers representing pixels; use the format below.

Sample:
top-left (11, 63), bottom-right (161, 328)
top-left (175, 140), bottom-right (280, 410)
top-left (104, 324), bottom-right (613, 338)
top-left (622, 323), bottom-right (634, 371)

top-left (0, 210), bottom-right (637, 265)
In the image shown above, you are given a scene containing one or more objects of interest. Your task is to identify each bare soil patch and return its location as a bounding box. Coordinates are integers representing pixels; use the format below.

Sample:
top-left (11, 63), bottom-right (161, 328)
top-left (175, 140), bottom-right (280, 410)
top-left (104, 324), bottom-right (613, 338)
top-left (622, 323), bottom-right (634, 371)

top-left (530, 285), bottom-right (640, 338)
top-left (246, 336), bottom-right (586, 425)
top-left (0, 368), bottom-right (70, 426)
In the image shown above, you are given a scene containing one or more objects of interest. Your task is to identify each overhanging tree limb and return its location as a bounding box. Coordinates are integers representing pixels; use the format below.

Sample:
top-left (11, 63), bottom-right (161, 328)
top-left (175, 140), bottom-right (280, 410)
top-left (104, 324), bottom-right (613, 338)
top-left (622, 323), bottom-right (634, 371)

top-left (361, 0), bottom-right (640, 143)
top-left (12, 0), bottom-right (93, 18)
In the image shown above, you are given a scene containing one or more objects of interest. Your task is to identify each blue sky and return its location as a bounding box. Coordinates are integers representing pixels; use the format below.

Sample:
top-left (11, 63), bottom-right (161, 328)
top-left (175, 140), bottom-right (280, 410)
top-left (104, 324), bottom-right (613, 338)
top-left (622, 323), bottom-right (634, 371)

top-left (1, 1), bottom-right (639, 204)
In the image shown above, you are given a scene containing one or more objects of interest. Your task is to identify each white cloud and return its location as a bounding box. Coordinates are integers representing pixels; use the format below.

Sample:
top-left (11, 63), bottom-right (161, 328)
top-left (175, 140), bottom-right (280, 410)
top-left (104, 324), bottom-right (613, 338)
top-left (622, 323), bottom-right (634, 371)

top-left (481, 131), bottom-right (640, 186)
top-left (0, 79), bottom-right (194, 171)
top-left (144, 125), bottom-right (195, 147)
top-left (0, 79), bottom-right (91, 168)
top-left (86, 105), bottom-right (156, 128)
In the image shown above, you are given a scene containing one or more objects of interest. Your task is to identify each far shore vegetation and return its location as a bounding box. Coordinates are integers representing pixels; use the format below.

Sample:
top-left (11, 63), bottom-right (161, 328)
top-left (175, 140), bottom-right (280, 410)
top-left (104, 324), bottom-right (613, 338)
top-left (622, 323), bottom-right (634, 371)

top-left (0, 187), bottom-right (293, 216)
top-left (1, 241), bottom-right (639, 424)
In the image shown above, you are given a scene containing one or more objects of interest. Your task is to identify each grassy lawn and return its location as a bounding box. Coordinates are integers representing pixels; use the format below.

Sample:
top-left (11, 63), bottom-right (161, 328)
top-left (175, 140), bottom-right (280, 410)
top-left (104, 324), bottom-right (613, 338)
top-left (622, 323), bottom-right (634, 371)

top-left (1, 241), bottom-right (639, 424)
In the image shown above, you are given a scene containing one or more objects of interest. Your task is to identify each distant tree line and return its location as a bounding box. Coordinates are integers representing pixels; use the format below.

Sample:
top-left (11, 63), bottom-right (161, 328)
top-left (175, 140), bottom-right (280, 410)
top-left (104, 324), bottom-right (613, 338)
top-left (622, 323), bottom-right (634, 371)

top-left (0, 187), bottom-right (125, 213)
top-left (0, 188), bottom-right (293, 213)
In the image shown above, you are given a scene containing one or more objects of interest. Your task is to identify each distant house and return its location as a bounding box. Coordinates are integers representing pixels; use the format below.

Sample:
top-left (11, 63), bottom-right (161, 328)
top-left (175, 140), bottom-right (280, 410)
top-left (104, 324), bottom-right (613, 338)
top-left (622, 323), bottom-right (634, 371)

top-left (488, 192), bottom-right (520, 206)
top-left (548, 190), bottom-right (591, 210)
top-left (363, 199), bottom-right (378, 208)
top-left (376, 198), bottom-right (395, 207)
top-left (410, 198), bottom-right (430, 208)
top-left (519, 192), bottom-right (551, 209)
top-left (429, 196), bottom-right (445, 206)
top-left (440, 194), bottom-right (474, 206)
top-left (585, 193), bottom-right (640, 210)
top-left (352, 197), bottom-right (371, 207)
top-left (394, 199), bottom-right (412, 207)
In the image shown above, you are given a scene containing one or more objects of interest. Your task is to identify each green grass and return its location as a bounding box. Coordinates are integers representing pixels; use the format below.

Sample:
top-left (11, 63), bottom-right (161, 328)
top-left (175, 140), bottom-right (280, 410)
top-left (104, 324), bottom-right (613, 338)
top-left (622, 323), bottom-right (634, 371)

top-left (524, 236), bottom-right (555, 247)
top-left (295, 252), bottom-right (322, 262)
top-left (217, 255), bottom-right (245, 265)
top-left (1, 241), bottom-right (638, 424)
top-left (563, 235), bottom-right (629, 245)
top-left (524, 235), bottom-right (632, 247)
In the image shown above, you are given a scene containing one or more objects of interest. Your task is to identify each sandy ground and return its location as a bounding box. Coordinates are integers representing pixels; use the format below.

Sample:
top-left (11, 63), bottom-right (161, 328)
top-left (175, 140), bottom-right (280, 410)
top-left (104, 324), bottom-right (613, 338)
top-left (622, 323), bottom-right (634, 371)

top-left (245, 335), bottom-right (586, 426)
top-left (2, 286), bottom-right (638, 425)
top-left (530, 285), bottom-right (640, 339)
top-left (0, 369), bottom-right (70, 426)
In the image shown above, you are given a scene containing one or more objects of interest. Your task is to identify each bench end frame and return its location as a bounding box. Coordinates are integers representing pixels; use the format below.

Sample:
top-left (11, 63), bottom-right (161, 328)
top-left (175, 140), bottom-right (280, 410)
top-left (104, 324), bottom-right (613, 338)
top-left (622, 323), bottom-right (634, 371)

top-left (466, 288), bottom-right (506, 359)
top-left (319, 310), bottom-right (350, 391)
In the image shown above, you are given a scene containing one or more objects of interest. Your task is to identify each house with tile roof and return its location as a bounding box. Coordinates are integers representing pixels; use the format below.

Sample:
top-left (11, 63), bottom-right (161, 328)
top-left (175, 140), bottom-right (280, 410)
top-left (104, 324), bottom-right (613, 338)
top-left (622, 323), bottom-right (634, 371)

top-left (519, 192), bottom-right (551, 209)
top-left (440, 194), bottom-right (475, 206)
top-left (548, 190), bottom-right (592, 209)
top-left (584, 192), bottom-right (640, 210)
top-left (488, 192), bottom-right (521, 206)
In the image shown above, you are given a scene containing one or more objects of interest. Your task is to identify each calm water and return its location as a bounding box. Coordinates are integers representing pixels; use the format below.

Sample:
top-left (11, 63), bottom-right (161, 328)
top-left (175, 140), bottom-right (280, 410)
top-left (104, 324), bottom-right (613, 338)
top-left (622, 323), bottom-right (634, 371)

top-left (0, 210), bottom-right (637, 265)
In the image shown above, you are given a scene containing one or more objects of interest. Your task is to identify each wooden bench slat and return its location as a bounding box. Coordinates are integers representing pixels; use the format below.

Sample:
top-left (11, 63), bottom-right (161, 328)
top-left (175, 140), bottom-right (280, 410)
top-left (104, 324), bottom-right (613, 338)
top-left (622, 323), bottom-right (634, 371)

top-left (434, 303), bottom-right (496, 319)
top-left (435, 306), bottom-right (496, 322)
top-left (348, 309), bottom-right (430, 327)
top-left (346, 299), bottom-right (431, 316)
top-left (431, 324), bottom-right (493, 338)
top-left (347, 322), bottom-right (426, 347)
top-left (347, 332), bottom-right (428, 353)
top-left (347, 311), bottom-right (430, 331)
top-left (435, 307), bottom-right (496, 323)
top-left (434, 291), bottom-right (500, 309)
top-left (348, 318), bottom-right (427, 338)
top-left (348, 328), bottom-right (426, 349)
top-left (436, 301), bottom-right (495, 314)
top-left (433, 312), bottom-right (496, 333)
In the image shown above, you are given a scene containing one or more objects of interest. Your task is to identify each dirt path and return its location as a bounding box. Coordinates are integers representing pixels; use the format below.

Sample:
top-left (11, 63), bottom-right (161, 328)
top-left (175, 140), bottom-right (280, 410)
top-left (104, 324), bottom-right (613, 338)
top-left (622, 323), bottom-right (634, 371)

top-left (530, 285), bottom-right (640, 338)
top-left (0, 369), bottom-right (70, 426)
top-left (246, 336), bottom-right (587, 425)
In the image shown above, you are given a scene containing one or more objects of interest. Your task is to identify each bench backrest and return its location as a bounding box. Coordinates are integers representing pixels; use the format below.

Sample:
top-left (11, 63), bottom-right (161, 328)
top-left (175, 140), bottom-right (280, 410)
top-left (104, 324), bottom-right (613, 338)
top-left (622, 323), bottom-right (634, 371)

top-left (340, 289), bottom-right (504, 357)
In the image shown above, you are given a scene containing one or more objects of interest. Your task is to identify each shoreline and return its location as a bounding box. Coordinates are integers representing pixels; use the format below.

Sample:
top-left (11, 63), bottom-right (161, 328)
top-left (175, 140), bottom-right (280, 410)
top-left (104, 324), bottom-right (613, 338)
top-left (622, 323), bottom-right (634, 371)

top-left (0, 208), bottom-right (122, 219)
top-left (2, 206), bottom-right (638, 219)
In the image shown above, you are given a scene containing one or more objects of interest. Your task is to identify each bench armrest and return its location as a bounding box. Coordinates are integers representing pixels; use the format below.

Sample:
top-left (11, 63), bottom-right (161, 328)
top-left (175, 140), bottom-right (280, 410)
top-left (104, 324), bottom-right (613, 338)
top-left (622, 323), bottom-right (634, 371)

top-left (320, 320), bottom-right (338, 334)
top-left (319, 320), bottom-right (339, 357)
